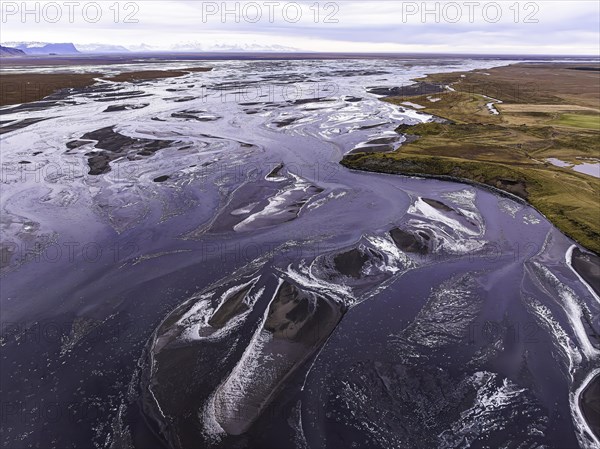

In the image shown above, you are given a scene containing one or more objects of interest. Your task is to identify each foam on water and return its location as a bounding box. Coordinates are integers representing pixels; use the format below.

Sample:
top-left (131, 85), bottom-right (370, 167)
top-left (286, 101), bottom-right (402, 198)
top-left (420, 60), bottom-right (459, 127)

top-left (405, 195), bottom-right (487, 255)
top-left (526, 296), bottom-right (582, 379)
top-left (176, 277), bottom-right (260, 341)
top-left (529, 262), bottom-right (598, 360)
top-left (566, 245), bottom-right (600, 305)
top-left (364, 234), bottom-right (415, 274)
top-left (572, 368), bottom-right (600, 449)
top-left (438, 372), bottom-right (541, 449)
top-left (211, 278), bottom-right (284, 432)
top-left (283, 261), bottom-right (354, 306)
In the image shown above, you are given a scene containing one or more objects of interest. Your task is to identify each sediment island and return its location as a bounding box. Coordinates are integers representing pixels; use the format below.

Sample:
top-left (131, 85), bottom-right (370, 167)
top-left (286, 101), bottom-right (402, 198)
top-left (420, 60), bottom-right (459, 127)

top-left (0, 66), bottom-right (212, 106)
top-left (342, 63), bottom-right (600, 254)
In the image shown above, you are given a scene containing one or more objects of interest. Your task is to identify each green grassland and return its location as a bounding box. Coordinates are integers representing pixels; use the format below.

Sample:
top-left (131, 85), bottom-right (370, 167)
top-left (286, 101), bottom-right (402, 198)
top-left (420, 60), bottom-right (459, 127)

top-left (341, 64), bottom-right (600, 253)
top-left (551, 113), bottom-right (600, 131)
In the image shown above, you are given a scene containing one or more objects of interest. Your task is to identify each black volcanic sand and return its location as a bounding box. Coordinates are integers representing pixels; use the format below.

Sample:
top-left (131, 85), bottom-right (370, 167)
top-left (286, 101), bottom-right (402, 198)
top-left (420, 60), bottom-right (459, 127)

top-left (103, 67), bottom-right (212, 83)
top-left (0, 67), bottom-right (211, 107)
top-left (90, 90), bottom-right (147, 99)
top-left (210, 80), bottom-right (270, 92)
top-left (208, 284), bottom-right (252, 328)
top-left (493, 179), bottom-right (529, 200)
top-left (267, 163), bottom-right (284, 178)
top-left (0, 117), bottom-right (51, 135)
top-left (390, 228), bottom-right (430, 254)
top-left (171, 110), bottom-right (221, 121)
top-left (78, 85), bottom-right (151, 103)
top-left (333, 248), bottom-right (370, 278)
top-left (314, 69), bottom-right (391, 78)
top-left (264, 282), bottom-right (343, 344)
top-left (348, 145), bottom-right (394, 154)
top-left (213, 281), bottom-right (345, 435)
top-left (421, 197), bottom-right (480, 228)
top-left (367, 136), bottom-right (400, 145)
top-left (580, 374), bottom-right (600, 440)
top-left (145, 274), bottom-right (344, 445)
top-left (103, 103), bottom-right (149, 112)
top-left (198, 183), bottom-right (282, 234)
top-left (358, 122), bottom-right (389, 130)
top-left (0, 72), bottom-right (103, 106)
top-left (367, 82), bottom-right (446, 97)
top-left (94, 93), bottom-right (152, 102)
top-left (309, 240), bottom-right (403, 298)
top-left (166, 96), bottom-right (200, 103)
top-left (422, 197), bottom-right (454, 212)
top-left (242, 102), bottom-right (286, 115)
top-left (273, 117), bottom-right (299, 128)
top-left (192, 168), bottom-right (323, 235)
top-left (291, 97), bottom-right (337, 106)
top-left (349, 136), bottom-right (402, 154)
top-left (571, 248), bottom-right (600, 296)
top-left (0, 100), bottom-right (74, 115)
top-left (68, 126), bottom-right (172, 175)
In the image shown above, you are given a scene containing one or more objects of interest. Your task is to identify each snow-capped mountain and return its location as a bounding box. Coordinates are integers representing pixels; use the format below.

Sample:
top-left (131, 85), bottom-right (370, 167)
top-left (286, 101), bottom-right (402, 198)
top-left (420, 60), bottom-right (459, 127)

top-left (1, 41), bottom-right (301, 54)
top-left (75, 43), bottom-right (130, 53)
top-left (169, 42), bottom-right (300, 52)
top-left (4, 42), bottom-right (80, 54)
top-left (126, 43), bottom-right (161, 52)
top-left (5, 41), bottom-right (129, 54)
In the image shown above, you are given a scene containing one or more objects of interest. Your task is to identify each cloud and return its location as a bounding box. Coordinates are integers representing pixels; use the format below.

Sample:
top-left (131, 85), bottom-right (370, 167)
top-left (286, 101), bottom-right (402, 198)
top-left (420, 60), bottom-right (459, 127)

top-left (1, 1), bottom-right (598, 54)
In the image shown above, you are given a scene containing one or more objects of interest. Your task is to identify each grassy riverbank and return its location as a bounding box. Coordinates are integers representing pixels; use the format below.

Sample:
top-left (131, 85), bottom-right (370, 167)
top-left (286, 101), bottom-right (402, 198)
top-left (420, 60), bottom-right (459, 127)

top-left (342, 63), bottom-right (600, 253)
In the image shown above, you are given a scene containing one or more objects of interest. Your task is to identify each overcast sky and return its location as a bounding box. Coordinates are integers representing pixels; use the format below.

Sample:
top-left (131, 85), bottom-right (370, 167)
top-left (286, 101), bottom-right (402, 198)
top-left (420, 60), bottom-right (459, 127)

top-left (1, 1), bottom-right (599, 54)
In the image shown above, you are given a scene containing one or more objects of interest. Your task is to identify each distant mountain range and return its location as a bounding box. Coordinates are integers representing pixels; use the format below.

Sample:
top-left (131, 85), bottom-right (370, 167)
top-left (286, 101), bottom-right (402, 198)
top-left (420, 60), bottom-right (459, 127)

top-left (167, 42), bottom-right (300, 52)
top-left (4, 42), bottom-right (80, 55)
top-left (0, 45), bottom-right (26, 57)
top-left (2, 41), bottom-right (300, 54)
top-left (74, 43), bottom-right (131, 53)
top-left (116, 42), bottom-right (300, 52)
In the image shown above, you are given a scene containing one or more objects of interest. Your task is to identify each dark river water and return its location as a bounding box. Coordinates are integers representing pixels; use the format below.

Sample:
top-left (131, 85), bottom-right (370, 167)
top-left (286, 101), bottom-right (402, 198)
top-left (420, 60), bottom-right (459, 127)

top-left (1, 58), bottom-right (599, 449)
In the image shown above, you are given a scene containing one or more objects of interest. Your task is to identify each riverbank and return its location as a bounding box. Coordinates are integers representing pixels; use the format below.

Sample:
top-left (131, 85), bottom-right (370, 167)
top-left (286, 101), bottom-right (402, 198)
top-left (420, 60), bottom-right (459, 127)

top-left (0, 67), bottom-right (212, 106)
top-left (342, 63), bottom-right (600, 254)
top-left (580, 373), bottom-right (600, 443)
